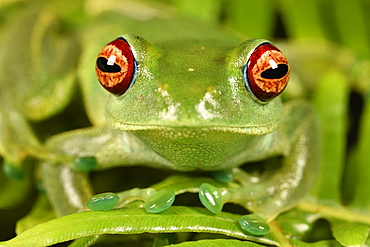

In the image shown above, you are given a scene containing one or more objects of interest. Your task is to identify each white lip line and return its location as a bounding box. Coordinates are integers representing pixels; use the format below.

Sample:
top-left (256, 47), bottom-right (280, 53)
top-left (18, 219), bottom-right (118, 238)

top-left (108, 118), bottom-right (280, 130)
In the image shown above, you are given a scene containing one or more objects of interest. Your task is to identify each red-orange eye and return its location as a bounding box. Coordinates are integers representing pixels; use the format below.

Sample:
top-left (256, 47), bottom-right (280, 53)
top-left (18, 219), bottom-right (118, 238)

top-left (244, 43), bottom-right (290, 102)
top-left (95, 37), bottom-right (136, 95)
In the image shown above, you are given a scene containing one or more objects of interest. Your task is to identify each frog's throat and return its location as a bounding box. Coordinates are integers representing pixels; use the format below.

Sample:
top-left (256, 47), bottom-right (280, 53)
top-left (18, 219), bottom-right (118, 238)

top-left (107, 119), bottom-right (281, 171)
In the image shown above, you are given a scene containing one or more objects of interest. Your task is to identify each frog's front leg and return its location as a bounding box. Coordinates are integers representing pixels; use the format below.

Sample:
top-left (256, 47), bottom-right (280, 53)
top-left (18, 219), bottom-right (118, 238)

top-left (41, 127), bottom-right (174, 216)
top-left (248, 101), bottom-right (318, 219)
top-left (200, 101), bottom-right (319, 234)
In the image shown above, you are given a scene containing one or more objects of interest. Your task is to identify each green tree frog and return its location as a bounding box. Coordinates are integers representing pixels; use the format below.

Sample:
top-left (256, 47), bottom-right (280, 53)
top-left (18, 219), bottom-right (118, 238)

top-left (33, 10), bottom-right (319, 235)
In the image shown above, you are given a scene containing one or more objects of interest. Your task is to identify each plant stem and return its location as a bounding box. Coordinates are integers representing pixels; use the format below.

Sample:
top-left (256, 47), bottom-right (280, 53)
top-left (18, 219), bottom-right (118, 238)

top-left (298, 200), bottom-right (370, 224)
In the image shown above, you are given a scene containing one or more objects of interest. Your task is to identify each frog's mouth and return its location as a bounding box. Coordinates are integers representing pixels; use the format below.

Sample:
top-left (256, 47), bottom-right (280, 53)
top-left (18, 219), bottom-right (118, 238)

top-left (107, 118), bottom-right (280, 136)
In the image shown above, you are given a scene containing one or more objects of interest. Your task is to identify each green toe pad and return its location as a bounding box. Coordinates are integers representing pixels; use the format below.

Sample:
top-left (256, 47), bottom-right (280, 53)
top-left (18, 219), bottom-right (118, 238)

top-left (239, 214), bottom-right (270, 236)
top-left (210, 169), bottom-right (235, 183)
top-left (72, 156), bottom-right (97, 172)
top-left (87, 192), bottom-right (120, 211)
top-left (145, 190), bottom-right (175, 213)
top-left (199, 183), bottom-right (223, 214)
top-left (3, 162), bottom-right (25, 180)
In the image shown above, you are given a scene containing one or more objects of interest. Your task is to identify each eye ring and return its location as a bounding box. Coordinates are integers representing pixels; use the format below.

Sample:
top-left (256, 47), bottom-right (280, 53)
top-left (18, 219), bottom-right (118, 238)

top-left (95, 37), bottom-right (136, 95)
top-left (244, 42), bottom-right (290, 103)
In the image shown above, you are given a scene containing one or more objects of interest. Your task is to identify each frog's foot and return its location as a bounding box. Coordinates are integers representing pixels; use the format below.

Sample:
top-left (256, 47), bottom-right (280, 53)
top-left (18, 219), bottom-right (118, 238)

top-left (3, 149), bottom-right (85, 180)
top-left (204, 168), bottom-right (255, 213)
top-left (199, 182), bottom-right (267, 213)
top-left (210, 167), bottom-right (258, 186)
top-left (87, 188), bottom-right (175, 213)
top-left (198, 183), bottom-right (271, 235)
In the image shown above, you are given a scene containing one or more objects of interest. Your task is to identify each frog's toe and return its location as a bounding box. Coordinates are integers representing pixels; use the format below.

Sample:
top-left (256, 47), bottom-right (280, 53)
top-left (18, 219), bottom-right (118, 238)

top-left (210, 168), bottom-right (235, 183)
top-left (87, 192), bottom-right (120, 211)
top-left (145, 190), bottom-right (175, 213)
top-left (239, 214), bottom-right (270, 236)
top-left (72, 156), bottom-right (97, 172)
top-left (199, 183), bottom-right (224, 214)
top-left (3, 161), bottom-right (25, 180)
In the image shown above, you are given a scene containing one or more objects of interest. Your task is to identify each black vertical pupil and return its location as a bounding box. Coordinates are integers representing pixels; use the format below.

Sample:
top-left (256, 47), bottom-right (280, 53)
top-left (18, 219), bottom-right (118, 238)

top-left (96, 57), bottom-right (121, 73)
top-left (261, 64), bottom-right (288, 79)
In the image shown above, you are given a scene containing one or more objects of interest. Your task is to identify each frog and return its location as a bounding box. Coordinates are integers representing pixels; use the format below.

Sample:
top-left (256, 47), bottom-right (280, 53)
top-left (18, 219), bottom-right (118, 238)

top-left (33, 6), bottom-right (319, 236)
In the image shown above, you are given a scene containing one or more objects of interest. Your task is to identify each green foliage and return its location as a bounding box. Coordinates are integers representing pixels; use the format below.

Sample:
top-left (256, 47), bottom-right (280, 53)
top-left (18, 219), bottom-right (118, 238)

top-left (1, 206), bottom-right (280, 247)
top-left (1, 0), bottom-right (370, 246)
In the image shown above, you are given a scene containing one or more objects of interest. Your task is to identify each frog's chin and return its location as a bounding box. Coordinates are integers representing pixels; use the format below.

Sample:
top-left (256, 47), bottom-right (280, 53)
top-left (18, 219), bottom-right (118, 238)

top-left (108, 119), bottom-right (278, 171)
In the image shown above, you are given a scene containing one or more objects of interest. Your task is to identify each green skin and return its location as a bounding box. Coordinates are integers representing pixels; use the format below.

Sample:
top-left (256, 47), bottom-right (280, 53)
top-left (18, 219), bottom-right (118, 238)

top-left (38, 12), bottom-right (318, 223)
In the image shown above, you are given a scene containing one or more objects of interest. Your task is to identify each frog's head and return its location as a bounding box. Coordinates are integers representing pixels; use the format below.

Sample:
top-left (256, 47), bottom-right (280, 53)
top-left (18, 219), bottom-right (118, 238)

top-left (95, 34), bottom-right (290, 171)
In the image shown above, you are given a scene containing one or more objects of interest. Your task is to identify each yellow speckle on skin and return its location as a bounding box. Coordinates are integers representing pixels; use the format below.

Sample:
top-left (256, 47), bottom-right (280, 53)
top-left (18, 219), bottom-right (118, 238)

top-left (206, 86), bottom-right (221, 96)
top-left (159, 83), bottom-right (169, 90)
top-left (206, 86), bottom-right (216, 92)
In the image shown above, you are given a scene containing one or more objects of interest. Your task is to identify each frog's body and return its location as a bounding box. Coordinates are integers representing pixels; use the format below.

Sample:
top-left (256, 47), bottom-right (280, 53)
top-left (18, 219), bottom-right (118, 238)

top-left (0, 7), bottom-right (318, 234)
top-left (38, 11), bottom-right (319, 227)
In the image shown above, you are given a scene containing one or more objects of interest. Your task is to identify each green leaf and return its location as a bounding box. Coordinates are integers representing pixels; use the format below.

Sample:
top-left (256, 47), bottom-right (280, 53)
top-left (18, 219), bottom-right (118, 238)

top-left (345, 96), bottom-right (370, 210)
top-left (276, 209), bottom-right (319, 239)
top-left (224, 0), bottom-right (274, 38)
top-left (333, 0), bottom-right (370, 58)
top-left (311, 70), bottom-right (349, 203)
top-left (174, 0), bottom-right (223, 23)
top-left (279, 0), bottom-right (327, 40)
top-left (169, 239), bottom-right (265, 246)
top-left (331, 220), bottom-right (369, 246)
top-left (0, 206), bottom-right (279, 247)
top-left (298, 201), bottom-right (370, 226)
top-left (0, 166), bottom-right (30, 209)
top-left (16, 194), bottom-right (55, 234)
top-left (67, 235), bottom-right (100, 247)
top-left (290, 239), bottom-right (343, 247)
top-left (151, 175), bottom-right (226, 194)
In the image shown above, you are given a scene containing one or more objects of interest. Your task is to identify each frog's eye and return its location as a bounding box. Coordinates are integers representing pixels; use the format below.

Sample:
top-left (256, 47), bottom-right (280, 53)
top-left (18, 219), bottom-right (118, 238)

top-left (244, 43), bottom-right (289, 102)
top-left (95, 37), bottom-right (136, 95)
